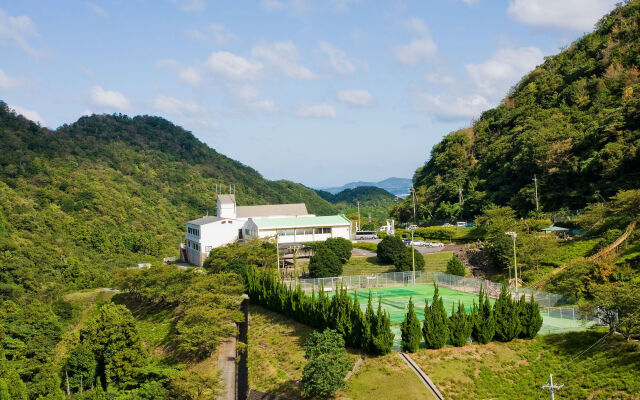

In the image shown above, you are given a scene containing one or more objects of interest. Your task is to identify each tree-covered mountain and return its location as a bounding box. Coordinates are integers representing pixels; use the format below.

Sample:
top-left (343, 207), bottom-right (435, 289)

top-left (395, 0), bottom-right (640, 222)
top-left (316, 186), bottom-right (397, 224)
top-left (0, 102), bottom-right (336, 294)
top-left (320, 177), bottom-right (411, 196)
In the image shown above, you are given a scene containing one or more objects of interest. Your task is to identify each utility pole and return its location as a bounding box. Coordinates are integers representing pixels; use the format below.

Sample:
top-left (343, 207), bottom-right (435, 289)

top-left (275, 235), bottom-right (280, 276)
top-left (458, 187), bottom-right (464, 205)
top-left (533, 175), bottom-right (540, 212)
top-left (505, 231), bottom-right (518, 291)
top-left (411, 227), bottom-right (416, 285)
top-left (542, 374), bottom-right (563, 400)
top-left (357, 201), bottom-right (361, 231)
top-left (411, 186), bottom-right (417, 225)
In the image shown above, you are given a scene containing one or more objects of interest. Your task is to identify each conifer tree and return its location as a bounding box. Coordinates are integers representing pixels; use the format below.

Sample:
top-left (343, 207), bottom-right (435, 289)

top-left (401, 297), bottom-right (422, 352)
top-left (449, 301), bottom-right (472, 347)
top-left (362, 292), bottom-right (376, 352)
top-left (493, 287), bottom-right (521, 342)
top-left (472, 288), bottom-right (495, 344)
top-left (371, 300), bottom-right (394, 355)
top-left (349, 293), bottom-right (365, 348)
top-left (422, 285), bottom-right (449, 349)
top-left (518, 296), bottom-right (543, 339)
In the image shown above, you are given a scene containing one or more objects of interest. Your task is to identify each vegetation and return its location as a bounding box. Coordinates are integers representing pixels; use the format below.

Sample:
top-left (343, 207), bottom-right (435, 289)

top-left (445, 255), bottom-right (466, 276)
top-left (376, 235), bottom-right (425, 272)
top-left (301, 329), bottom-right (354, 397)
top-left (400, 297), bottom-right (422, 353)
top-left (412, 331), bottom-right (640, 400)
top-left (394, 0), bottom-right (640, 222)
top-left (317, 186), bottom-right (397, 223)
top-left (308, 245), bottom-right (343, 277)
top-left (493, 287), bottom-right (522, 342)
top-left (422, 285), bottom-right (449, 349)
top-left (472, 289), bottom-right (495, 344)
top-left (246, 267), bottom-right (394, 356)
top-left (448, 302), bottom-right (473, 347)
top-left (324, 237), bottom-right (353, 264)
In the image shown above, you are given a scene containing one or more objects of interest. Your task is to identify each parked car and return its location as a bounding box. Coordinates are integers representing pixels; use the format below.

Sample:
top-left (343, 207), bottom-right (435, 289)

top-left (429, 242), bottom-right (445, 247)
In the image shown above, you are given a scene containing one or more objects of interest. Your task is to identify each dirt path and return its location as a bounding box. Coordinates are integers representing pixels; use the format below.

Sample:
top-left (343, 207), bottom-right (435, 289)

top-left (217, 337), bottom-right (237, 400)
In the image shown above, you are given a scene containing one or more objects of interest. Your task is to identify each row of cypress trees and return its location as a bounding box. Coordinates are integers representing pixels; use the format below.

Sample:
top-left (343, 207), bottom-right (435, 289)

top-left (246, 267), bottom-right (395, 355)
top-left (401, 285), bottom-right (543, 352)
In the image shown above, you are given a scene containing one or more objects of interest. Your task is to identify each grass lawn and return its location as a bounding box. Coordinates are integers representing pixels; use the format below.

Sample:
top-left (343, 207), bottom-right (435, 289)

top-left (422, 251), bottom-right (454, 273)
top-left (411, 331), bottom-right (640, 400)
top-left (338, 353), bottom-right (436, 400)
top-left (248, 305), bottom-right (433, 399)
top-left (342, 256), bottom-right (394, 275)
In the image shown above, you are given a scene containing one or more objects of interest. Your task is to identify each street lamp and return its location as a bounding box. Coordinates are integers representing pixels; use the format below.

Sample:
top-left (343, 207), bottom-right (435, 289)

top-left (409, 224), bottom-right (418, 285)
top-left (505, 231), bottom-right (518, 291)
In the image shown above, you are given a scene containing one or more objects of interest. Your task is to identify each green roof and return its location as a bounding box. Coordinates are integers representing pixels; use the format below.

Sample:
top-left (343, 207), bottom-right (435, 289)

top-left (252, 214), bottom-right (351, 229)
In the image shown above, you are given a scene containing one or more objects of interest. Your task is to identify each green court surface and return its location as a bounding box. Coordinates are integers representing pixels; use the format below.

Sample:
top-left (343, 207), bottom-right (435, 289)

top-left (327, 284), bottom-right (593, 348)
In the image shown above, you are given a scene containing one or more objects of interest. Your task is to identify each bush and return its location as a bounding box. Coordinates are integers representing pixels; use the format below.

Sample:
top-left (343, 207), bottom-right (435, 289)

top-left (448, 302), bottom-right (472, 347)
top-left (493, 287), bottom-right (521, 342)
top-left (401, 297), bottom-right (422, 352)
top-left (518, 296), bottom-right (543, 339)
top-left (393, 247), bottom-right (425, 272)
top-left (422, 285), bottom-right (449, 349)
top-left (308, 245), bottom-right (343, 277)
top-left (472, 288), bottom-right (495, 344)
top-left (301, 329), bottom-right (354, 398)
top-left (324, 237), bottom-right (353, 264)
top-left (446, 255), bottom-right (466, 276)
top-left (64, 344), bottom-right (97, 393)
top-left (377, 235), bottom-right (407, 264)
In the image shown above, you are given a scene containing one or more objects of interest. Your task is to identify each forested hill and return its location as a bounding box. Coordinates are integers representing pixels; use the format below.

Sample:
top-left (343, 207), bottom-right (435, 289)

top-left (0, 102), bottom-right (335, 293)
top-left (316, 186), bottom-right (396, 206)
top-left (398, 0), bottom-right (640, 222)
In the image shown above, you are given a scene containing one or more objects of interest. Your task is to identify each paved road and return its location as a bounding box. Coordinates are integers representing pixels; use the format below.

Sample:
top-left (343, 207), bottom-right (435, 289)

top-left (217, 337), bottom-right (237, 400)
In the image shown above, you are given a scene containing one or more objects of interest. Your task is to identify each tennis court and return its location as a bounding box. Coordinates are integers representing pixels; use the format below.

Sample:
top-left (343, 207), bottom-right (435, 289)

top-left (327, 284), bottom-right (595, 348)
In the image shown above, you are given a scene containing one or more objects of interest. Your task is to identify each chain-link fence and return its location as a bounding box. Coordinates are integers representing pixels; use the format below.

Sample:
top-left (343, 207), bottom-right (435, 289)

top-left (284, 270), bottom-right (600, 333)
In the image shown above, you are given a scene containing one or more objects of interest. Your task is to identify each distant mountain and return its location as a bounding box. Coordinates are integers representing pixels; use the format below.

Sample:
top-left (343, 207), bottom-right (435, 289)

top-left (320, 177), bottom-right (412, 195)
top-left (316, 186), bottom-right (396, 205)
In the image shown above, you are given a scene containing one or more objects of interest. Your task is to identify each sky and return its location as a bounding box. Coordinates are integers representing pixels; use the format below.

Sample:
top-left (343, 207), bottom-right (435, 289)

top-left (0, 0), bottom-right (619, 187)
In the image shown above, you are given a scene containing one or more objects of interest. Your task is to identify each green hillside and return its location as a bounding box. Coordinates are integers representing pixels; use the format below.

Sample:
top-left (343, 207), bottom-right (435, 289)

top-left (395, 0), bottom-right (640, 222)
top-left (0, 103), bottom-right (336, 294)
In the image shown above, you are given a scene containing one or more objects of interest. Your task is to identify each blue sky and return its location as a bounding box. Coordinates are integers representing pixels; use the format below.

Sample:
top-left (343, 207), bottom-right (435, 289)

top-left (0, 0), bottom-right (618, 187)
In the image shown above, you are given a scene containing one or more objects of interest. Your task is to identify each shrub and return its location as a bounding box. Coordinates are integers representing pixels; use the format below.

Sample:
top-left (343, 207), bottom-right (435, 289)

top-left (394, 247), bottom-right (425, 272)
top-left (446, 255), bottom-right (466, 276)
top-left (401, 297), bottom-right (422, 352)
top-left (377, 235), bottom-right (406, 264)
top-left (493, 287), bottom-right (521, 342)
top-left (309, 245), bottom-right (343, 278)
top-left (325, 237), bottom-right (353, 264)
top-left (301, 329), bottom-right (354, 398)
top-left (449, 302), bottom-right (472, 347)
top-left (422, 285), bottom-right (449, 349)
top-left (64, 344), bottom-right (97, 392)
top-left (518, 296), bottom-right (543, 339)
top-left (472, 288), bottom-right (495, 344)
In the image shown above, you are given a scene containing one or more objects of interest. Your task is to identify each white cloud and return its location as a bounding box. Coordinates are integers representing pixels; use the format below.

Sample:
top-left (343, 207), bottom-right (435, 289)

top-left (425, 72), bottom-right (455, 85)
top-left (169, 0), bottom-right (205, 11)
top-left (252, 42), bottom-right (315, 81)
top-left (206, 51), bottom-right (263, 81)
top-left (10, 105), bottom-right (44, 125)
top-left (297, 103), bottom-right (337, 119)
top-left (507, 0), bottom-right (618, 31)
top-left (156, 59), bottom-right (202, 87)
top-left (401, 17), bottom-right (430, 36)
top-left (414, 93), bottom-right (490, 120)
top-left (319, 41), bottom-right (356, 74)
top-left (90, 86), bottom-right (130, 111)
top-left (186, 23), bottom-right (237, 44)
top-left (86, 2), bottom-right (108, 17)
top-left (153, 95), bottom-right (204, 115)
top-left (0, 69), bottom-right (22, 88)
top-left (0, 9), bottom-right (41, 56)
top-left (394, 38), bottom-right (437, 65)
top-left (230, 84), bottom-right (278, 112)
top-left (466, 46), bottom-right (544, 95)
top-left (337, 90), bottom-right (374, 107)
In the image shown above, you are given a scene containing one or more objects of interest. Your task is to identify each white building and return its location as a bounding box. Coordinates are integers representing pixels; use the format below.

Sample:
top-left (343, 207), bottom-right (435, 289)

top-left (182, 194), bottom-right (351, 266)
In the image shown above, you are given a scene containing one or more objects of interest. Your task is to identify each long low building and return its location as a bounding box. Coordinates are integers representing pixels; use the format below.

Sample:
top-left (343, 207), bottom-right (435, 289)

top-left (182, 194), bottom-right (351, 266)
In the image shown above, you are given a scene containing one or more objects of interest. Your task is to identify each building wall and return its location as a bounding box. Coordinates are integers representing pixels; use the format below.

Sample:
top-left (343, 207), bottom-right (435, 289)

top-left (185, 220), bottom-right (243, 266)
top-left (256, 225), bottom-right (350, 244)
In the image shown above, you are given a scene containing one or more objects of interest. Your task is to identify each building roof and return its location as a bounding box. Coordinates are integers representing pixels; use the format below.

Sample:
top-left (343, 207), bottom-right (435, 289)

top-left (236, 203), bottom-right (308, 218)
top-left (217, 194), bottom-right (236, 204)
top-left (187, 216), bottom-right (224, 226)
top-left (252, 214), bottom-right (350, 229)
top-left (541, 225), bottom-right (570, 232)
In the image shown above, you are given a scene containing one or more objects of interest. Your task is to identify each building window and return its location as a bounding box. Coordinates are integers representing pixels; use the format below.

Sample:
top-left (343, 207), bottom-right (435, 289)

top-left (314, 227), bottom-right (331, 234)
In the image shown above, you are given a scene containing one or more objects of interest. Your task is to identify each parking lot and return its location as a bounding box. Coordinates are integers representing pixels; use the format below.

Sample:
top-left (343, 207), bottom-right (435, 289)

top-left (354, 238), bottom-right (457, 255)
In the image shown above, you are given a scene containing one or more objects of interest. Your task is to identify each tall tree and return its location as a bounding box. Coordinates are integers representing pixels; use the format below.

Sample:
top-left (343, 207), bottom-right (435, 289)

top-left (449, 301), bottom-right (472, 347)
top-left (401, 297), bottom-right (422, 353)
top-left (493, 287), bottom-right (521, 342)
top-left (472, 288), bottom-right (495, 344)
top-left (422, 285), bottom-right (449, 349)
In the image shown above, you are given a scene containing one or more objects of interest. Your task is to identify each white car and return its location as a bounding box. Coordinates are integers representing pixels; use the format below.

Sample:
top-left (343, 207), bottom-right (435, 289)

top-left (429, 242), bottom-right (445, 247)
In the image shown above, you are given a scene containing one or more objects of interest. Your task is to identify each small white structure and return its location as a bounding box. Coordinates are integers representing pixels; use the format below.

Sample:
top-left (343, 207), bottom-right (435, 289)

top-left (182, 194), bottom-right (351, 266)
